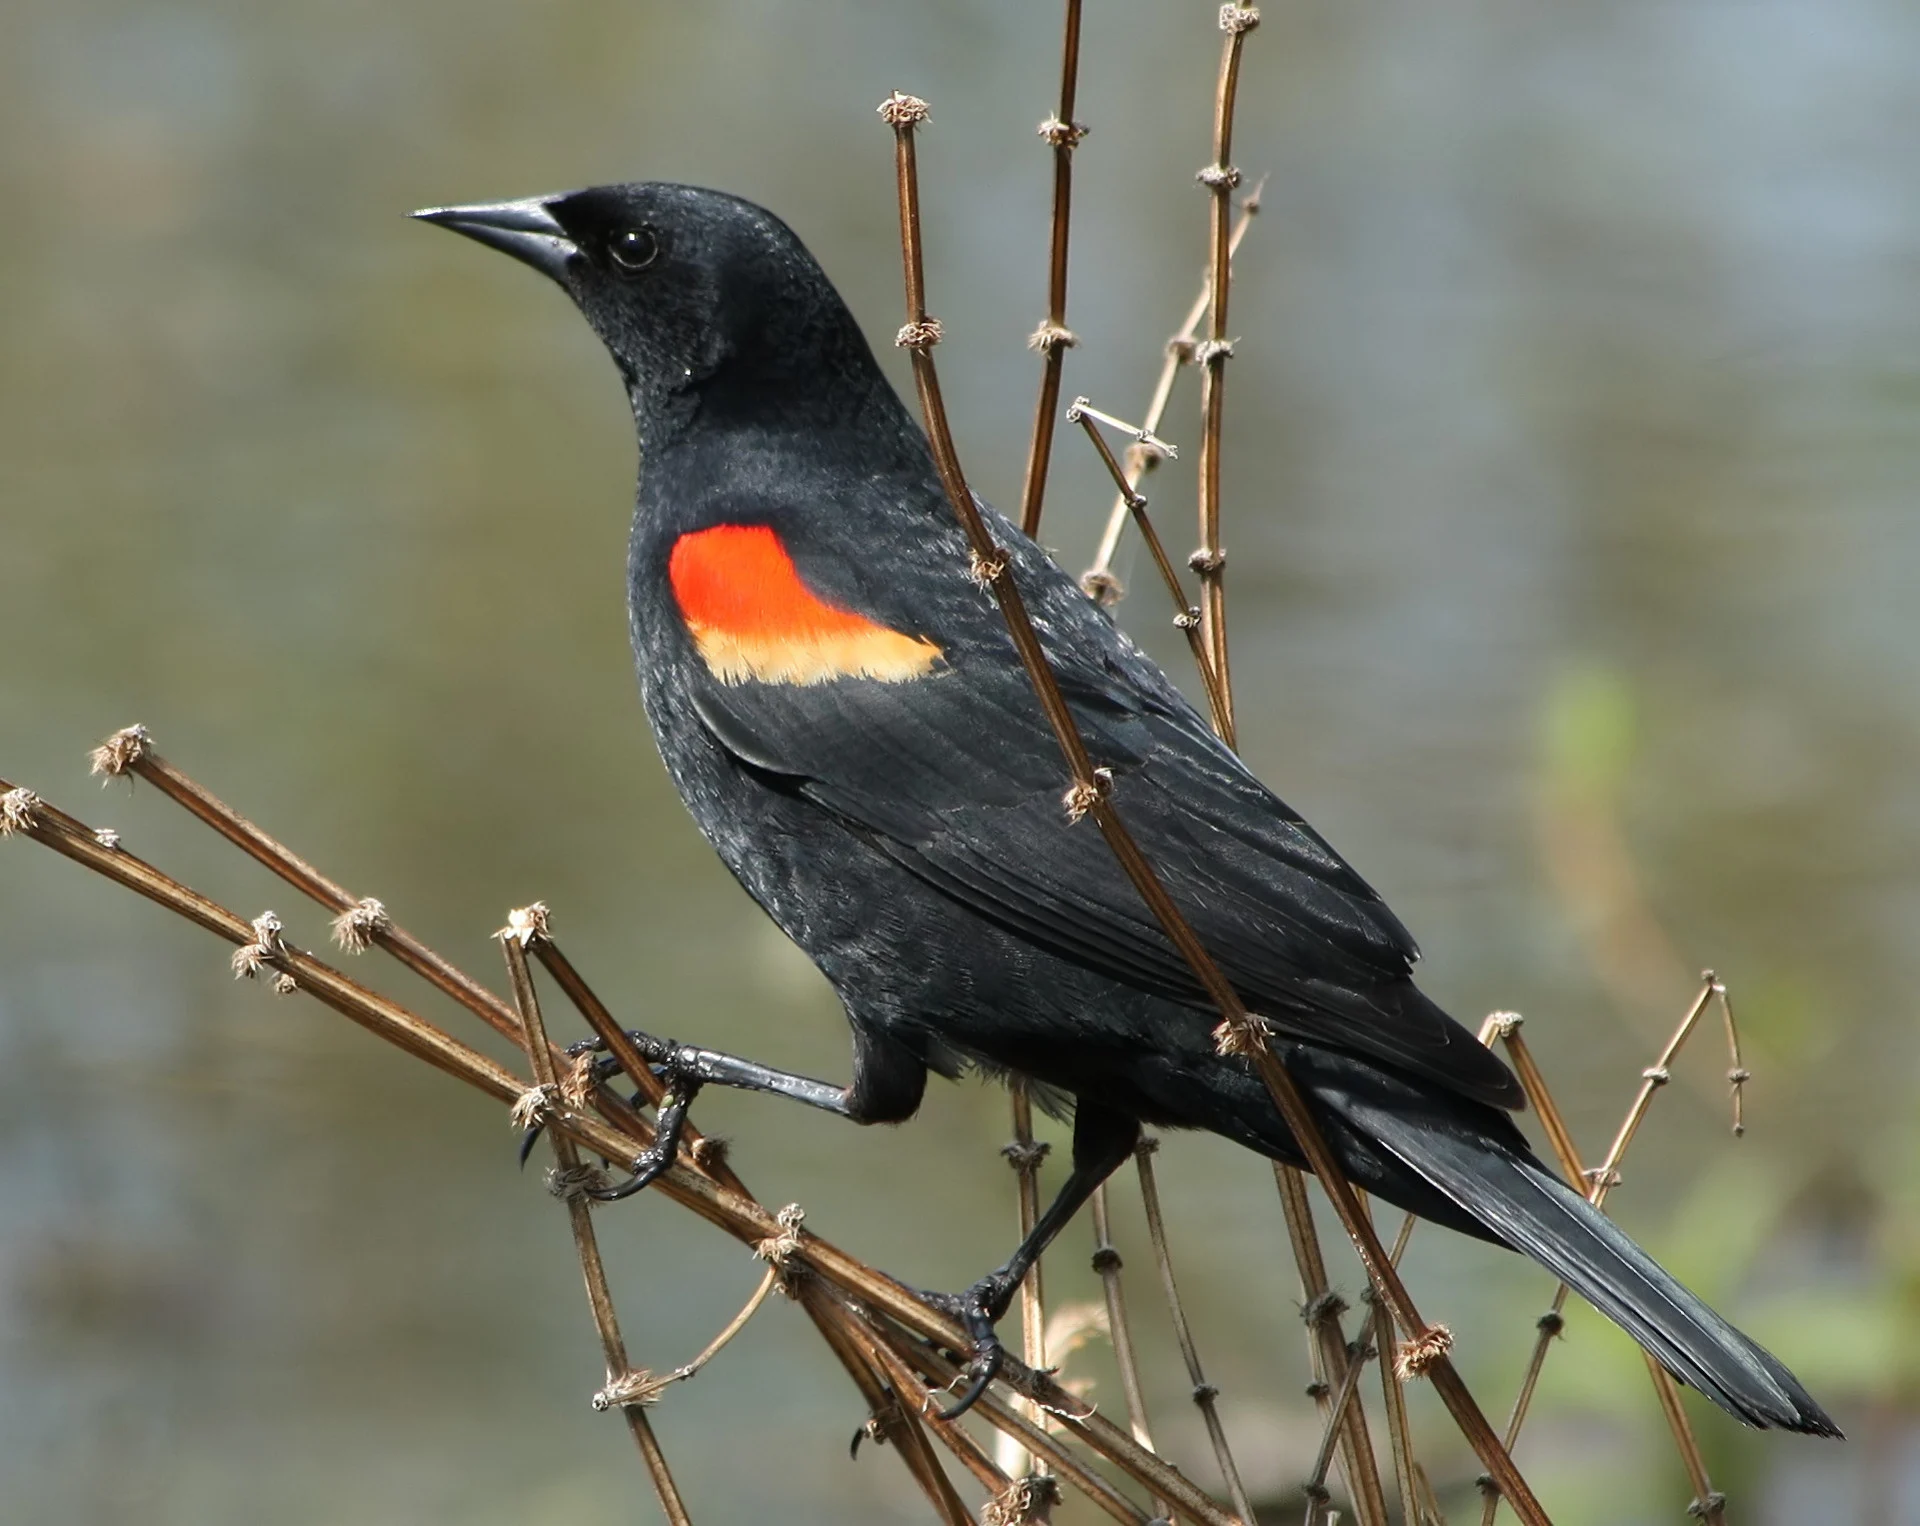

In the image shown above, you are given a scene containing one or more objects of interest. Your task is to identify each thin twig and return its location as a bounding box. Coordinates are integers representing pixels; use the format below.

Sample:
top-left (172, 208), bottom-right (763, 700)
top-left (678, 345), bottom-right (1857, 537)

top-left (1084, 188), bottom-right (1264, 599)
top-left (879, 94), bottom-right (1546, 1523)
top-left (92, 727), bottom-right (524, 1047)
top-left (1088, 1183), bottom-right (1167, 1519)
top-left (1005, 1079), bottom-right (1052, 1479)
top-left (1276, 1164), bottom-right (1393, 1526)
top-left (804, 1283), bottom-right (980, 1526)
top-left (1069, 398), bottom-right (1230, 737)
top-left (1017, 0), bottom-right (1086, 539)
top-left (1192, 3), bottom-right (1261, 748)
top-left (7, 772), bottom-right (1247, 1519)
top-left (1480, 990), bottom-right (1738, 1524)
top-left (1134, 1137), bottom-right (1258, 1524)
top-left (528, 928), bottom-right (744, 1194)
top-left (500, 925), bottom-right (693, 1525)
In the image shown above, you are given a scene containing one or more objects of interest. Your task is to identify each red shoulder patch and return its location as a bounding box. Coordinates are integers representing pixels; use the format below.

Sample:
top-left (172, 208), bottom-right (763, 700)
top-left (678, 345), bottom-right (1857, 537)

top-left (668, 524), bottom-right (942, 686)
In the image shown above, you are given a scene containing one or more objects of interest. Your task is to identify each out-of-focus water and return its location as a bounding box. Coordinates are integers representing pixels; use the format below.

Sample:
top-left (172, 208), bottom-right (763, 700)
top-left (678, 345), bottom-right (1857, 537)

top-left (3, 3), bottom-right (1915, 1521)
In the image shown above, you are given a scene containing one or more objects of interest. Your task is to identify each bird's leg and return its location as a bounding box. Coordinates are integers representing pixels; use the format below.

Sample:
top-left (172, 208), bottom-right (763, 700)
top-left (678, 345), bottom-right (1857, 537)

top-left (919, 1100), bottom-right (1140, 1419)
top-left (567, 1029), bottom-right (859, 1116)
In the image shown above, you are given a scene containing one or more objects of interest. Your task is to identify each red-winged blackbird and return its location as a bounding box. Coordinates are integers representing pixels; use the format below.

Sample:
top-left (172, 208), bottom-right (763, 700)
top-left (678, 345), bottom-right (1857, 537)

top-left (417, 184), bottom-right (1837, 1436)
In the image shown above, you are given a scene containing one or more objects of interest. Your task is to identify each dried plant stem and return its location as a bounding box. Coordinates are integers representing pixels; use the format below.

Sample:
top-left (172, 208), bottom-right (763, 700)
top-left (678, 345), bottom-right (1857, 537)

top-left (874, 1321), bottom-right (1158, 1526)
top-left (1088, 1183), bottom-right (1166, 1519)
top-left (1134, 1138), bottom-right (1258, 1525)
top-left (1070, 400), bottom-right (1229, 737)
top-left (1193, 4), bottom-right (1260, 748)
top-left (1017, 0), bottom-right (1086, 538)
top-left (805, 1284), bottom-right (980, 1525)
top-left (1479, 993), bottom-right (1738, 1525)
top-left (93, 729), bottom-right (523, 1046)
top-left (1006, 1079), bottom-right (1053, 1478)
top-left (528, 931), bottom-right (744, 1195)
top-left (1085, 190), bottom-right (1263, 595)
top-left (7, 772), bottom-right (1253, 1523)
top-left (1274, 1164), bottom-right (1392, 1526)
top-left (501, 927), bottom-right (693, 1525)
top-left (1374, 1286), bottom-right (1424, 1526)
top-left (880, 98), bottom-right (1545, 1523)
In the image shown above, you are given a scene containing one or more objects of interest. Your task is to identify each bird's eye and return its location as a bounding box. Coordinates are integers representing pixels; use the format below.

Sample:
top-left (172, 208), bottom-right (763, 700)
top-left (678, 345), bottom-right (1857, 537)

top-left (608, 227), bottom-right (660, 273)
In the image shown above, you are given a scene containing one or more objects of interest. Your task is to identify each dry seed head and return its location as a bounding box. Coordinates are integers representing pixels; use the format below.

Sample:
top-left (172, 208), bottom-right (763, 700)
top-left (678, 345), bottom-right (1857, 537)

top-left (1037, 116), bottom-right (1087, 147)
top-left (1212, 1012), bottom-right (1270, 1058)
top-left (560, 1052), bottom-right (598, 1111)
top-left (1079, 568), bottom-right (1124, 606)
top-left (1188, 547), bottom-right (1226, 575)
top-left (1027, 320), bottom-right (1078, 353)
top-left (496, 901), bottom-right (551, 947)
top-left (877, 90), bottom-right (930, 127)
top-left (547, 1163), bottom-right (610, 1201)
top-left (895, 318), bottom-right (943, 350)
top-left (1393, 1323), bottom-right (1453, 1380)
top-left (93, 826), bottom-right (120, 849)
top-left (755, 1202), bottom-right (806, 1266)
top-left (982, 1475), bottom-right (1061, 1526)
top-left (1195, 164), bottom-right (1242, 190)
top-left (1001, 1138), bottom-right (1052, 1172)
top-left (594, 1368), bottom-right (672, 1411)
top-left (230, 910), bottom-right (285, 979)
top-left (0, 787), bottom-right (40, 837)
top-left (690, 1135), bottom-right (732, 1173)
top-left (1192, 337), bottom-right (1237, 365)
top-left (271, 973), bottom-right (298, 996)
top-left (1220, 4), bottom-right (1261, 33)
top-left (329, 897), bottom-right (389, 954)
top-left (509, 1083), bottom-right (557, 1131)
top-left (1483, 1010), bottom-right (1524, 1041)
top-left (89, 724), bottom-right (150, 778)
top-left (968, 548), bottom-right (1010, 587)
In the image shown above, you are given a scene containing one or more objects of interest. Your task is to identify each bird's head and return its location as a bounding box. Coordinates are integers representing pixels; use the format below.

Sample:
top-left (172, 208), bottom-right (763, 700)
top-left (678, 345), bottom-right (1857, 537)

top-left (415, 182), bottom-right (887, 444)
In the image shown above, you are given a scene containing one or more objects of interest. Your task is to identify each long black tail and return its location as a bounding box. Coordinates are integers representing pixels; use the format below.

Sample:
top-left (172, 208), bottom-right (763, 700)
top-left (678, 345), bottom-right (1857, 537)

top-left (1325, 1083), bottom-right (1840, 1436)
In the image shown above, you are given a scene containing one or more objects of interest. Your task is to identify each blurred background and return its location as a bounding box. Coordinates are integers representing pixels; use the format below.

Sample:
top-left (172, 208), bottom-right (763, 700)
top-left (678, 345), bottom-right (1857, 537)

top-left (3, 1), bottom-right (1916, 1521)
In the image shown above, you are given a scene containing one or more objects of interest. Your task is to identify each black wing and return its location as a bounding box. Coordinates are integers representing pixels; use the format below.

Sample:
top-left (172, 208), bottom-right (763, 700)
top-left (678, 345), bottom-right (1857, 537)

top-left (679, 500), bottom-right (1522, 1111)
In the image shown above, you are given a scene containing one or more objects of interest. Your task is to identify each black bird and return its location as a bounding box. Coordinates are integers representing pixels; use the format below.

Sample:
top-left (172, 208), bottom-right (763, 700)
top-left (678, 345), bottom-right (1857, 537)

top-left (416, 183), bottom-right (1837, 1436)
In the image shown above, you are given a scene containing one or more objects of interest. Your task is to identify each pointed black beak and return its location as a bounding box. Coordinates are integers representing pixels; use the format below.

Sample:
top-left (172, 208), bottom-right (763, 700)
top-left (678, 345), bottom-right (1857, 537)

top-left (413, 197), bottom-right (578, 284)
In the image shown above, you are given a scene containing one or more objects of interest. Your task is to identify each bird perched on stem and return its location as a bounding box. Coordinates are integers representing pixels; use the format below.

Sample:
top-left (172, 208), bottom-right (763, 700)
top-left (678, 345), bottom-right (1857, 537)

top-left (417, 182), bottom-right (1837, 1437)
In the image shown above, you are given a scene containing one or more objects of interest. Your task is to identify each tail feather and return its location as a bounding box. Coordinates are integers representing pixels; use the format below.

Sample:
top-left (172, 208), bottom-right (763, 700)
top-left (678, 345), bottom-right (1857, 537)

top-left (1333, 1089), bottom-right (1841, 1436)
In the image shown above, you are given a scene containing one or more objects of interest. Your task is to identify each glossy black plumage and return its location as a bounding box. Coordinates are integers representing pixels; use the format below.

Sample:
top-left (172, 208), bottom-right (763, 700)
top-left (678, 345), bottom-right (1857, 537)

top-left (418, 181), bottom-right (1838, 1437)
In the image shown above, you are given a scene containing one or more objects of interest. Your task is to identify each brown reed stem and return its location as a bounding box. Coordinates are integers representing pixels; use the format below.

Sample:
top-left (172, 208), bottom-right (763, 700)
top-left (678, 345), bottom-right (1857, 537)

top-left (804, 1283), bottom-right (981, 1525)
top-left (1374, 1287), bottom-right (1423, 1526)
top-left (1192, 4), bottom-right (1260, 748)
top-left (852, 1316), bottom-right (1009, 1519)
top-left (1480, 993), bottom-right (1736, 1524)
top-left (1134, 1137), bottom-right (1258, 1525)
top-left (91, 727), bottom-right (524, 1046)
top-left (528, 930), bottom-right (744, 1195)
top-left (1017, 0), bottom-right (1085, 539)
top-left (1006, 1079), bottom-right (1053, 1478)
top-left (1298, 1214), bottom-right (1412, 1526)
top-left (1069, 399), bottom-right (1230, 738)
top-left (1276, 1164), bottom-right (1393, 1526)
top-left (1084, 189), bottom-right (1263, 598)
top-left (873, 1320), bottom-right (1160, 1526)
top-left (1088, 1183), bottom-right (1166, 1518)
top-left (8, 770), bottom-right (1258, 1521)
top-left (879, 98), bottom-right (1545, 1522)
top-left (501, 926), bottom-right (694, 1525)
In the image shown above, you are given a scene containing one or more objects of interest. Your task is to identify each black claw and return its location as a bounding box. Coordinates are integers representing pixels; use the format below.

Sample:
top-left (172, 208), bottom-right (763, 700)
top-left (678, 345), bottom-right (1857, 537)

top-left (517, 1124), bottom-right (545, 1168)
top-left (585, 1066), bottom-right (704, 1203)
top-left (936, 1339), bottom-right (1004, 1421)
top-left (910, 1275), bottom-right (1015, 1421)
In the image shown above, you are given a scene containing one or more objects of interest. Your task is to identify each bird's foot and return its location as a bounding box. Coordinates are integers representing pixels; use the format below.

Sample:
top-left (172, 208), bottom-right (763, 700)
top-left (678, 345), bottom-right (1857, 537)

top-left (914, 1270), bottom-right (1022, 1419)
top-left (584, 1048), bottom-right (705, 1202)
